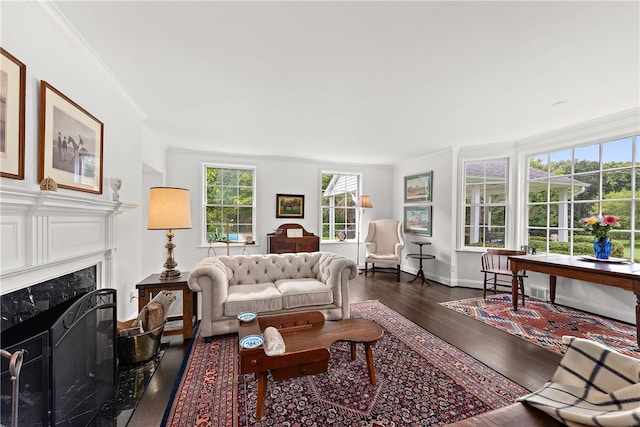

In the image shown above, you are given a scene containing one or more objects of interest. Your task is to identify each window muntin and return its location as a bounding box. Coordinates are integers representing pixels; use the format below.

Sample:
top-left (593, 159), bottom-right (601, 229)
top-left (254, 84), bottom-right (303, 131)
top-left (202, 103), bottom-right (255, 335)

top-left (526, 135), bottom-right (638, 261)
top-left (321, 172), bottom-right (360, 241)
top-left (204, 165), bottom-right (255, 244)
top-left (463, 159), bottom-right (509, 248)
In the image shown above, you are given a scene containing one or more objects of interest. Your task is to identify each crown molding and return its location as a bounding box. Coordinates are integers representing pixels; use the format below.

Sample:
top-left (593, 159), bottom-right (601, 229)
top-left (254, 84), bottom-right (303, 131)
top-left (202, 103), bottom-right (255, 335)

top-left (514, 108), bottom-right (640, 154)
top-left (30, 0), bottom-right (149, 120)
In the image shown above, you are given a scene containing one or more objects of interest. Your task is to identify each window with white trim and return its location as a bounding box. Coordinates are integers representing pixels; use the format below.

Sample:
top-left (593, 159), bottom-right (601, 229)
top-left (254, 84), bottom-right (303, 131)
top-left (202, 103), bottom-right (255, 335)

top-left (321, 172), bottom-right (360, 241)
top-left (527, 135), bottom-right (638, 261)
top-left (463, 159), bottom-right (509, 248)
top-left (204, 164), bottom-right (255, 244)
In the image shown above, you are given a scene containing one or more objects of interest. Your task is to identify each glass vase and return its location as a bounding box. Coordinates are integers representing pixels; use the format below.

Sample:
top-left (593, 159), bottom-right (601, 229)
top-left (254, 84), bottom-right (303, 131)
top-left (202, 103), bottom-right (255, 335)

top-left (593, 237), bottom-right (612, 260)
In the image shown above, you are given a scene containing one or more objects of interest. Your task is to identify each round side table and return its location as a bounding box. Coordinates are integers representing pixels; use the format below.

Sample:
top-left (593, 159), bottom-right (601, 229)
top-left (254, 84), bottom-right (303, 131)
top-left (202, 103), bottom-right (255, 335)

top-left (407, 242), bottom-right (435, 285)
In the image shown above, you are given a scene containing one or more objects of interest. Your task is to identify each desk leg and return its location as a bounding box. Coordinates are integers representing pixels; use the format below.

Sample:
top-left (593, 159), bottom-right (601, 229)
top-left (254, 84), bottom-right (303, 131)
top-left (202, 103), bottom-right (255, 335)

top-left (256, 371), bottom-right (267, 420)
top-left (350, 342), bottom-right (356, 360)
top-left (636, 295), bottom-right (640, 347)
top-left (511, 272), bottom-right (518, 311)
top-left (137, 289), bottom-right (150, 313)
top-left (364, 344), bottom-right (377, 386)
top-left (549, 276), bottom-right (557, 303)
top-left (183, 288), bottom-right (194, 340)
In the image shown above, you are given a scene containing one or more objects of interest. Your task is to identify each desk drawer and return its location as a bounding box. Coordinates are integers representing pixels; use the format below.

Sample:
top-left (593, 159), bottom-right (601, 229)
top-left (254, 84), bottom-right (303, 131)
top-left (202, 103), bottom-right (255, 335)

top-left (272, 360), bottom-right (328, 381)
top-left (240, 349), bottom-right (265, 374)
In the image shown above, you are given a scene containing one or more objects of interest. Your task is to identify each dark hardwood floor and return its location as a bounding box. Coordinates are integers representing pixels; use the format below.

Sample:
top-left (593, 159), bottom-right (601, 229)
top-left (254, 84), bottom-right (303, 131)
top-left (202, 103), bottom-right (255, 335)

top-left (128, 270), bottom-right (562, 426)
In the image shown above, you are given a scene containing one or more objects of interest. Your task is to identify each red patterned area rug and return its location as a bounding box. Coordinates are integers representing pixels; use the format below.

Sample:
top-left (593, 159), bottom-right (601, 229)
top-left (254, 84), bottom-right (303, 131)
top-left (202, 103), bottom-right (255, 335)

top-left (440, 294), bottom-right (640, 360)
top-left (162, 301), bottom-right (527, 426)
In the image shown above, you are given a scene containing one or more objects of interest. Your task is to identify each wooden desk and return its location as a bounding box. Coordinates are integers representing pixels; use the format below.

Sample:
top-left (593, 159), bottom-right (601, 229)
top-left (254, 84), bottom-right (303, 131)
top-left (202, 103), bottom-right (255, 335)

top-left (135, 272), bottom-right (198, 340)
top-left (239, 311), bottom-right (383, 420)
top-left (508, 254), bottom-right (640, 345)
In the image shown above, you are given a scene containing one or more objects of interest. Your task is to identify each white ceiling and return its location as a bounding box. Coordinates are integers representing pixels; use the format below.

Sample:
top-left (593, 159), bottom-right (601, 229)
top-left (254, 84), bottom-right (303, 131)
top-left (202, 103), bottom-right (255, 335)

top-left (53, 1), bottom-right (639, 165)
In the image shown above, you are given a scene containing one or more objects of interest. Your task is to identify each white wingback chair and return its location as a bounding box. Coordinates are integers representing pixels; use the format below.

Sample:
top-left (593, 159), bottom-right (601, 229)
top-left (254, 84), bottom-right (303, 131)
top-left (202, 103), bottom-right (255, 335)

top-left (364, 219), bottom-right (405, 281)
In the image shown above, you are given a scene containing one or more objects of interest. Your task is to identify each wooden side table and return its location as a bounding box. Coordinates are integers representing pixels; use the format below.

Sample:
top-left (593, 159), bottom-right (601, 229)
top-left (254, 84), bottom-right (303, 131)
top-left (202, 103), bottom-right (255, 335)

top-left (407, 241), bottom-right (435, 285)
top-left (135, 272), bottom-right (197, 340)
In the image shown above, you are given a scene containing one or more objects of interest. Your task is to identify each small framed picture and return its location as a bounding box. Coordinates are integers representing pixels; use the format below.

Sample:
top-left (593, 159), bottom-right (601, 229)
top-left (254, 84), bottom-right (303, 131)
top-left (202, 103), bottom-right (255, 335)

top-left (276, 194), bottom-right (304, 218)
top-left (0, 48), bottom-right (26, 180)
top-left (404, 205), bottom-right (432, 236)
top-left (38, 81), bottom-right (103, 194)
top-left (404, 172), bottom-right (432, 203)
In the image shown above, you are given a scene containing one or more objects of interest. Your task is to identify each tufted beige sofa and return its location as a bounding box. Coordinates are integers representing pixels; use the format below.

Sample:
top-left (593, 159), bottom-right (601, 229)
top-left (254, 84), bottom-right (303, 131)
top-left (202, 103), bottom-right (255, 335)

top-left (188, 252), bottom-right (357, 338)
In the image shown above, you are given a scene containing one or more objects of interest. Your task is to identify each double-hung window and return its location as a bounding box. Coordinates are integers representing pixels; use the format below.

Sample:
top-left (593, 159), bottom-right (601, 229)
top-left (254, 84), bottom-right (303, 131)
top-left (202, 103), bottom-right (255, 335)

top-left (463, 159), bottom-right (509, 248)
top-left (204, 164), bottom-right (255, 244)
top-left (321, 172), bottom-right (361, 241)
top-left (527, 135), bottom-right (638, 261)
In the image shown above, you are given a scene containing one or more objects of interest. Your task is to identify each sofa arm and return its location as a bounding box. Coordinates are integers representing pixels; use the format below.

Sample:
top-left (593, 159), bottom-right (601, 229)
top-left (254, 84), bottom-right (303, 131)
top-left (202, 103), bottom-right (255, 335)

top-left (188, 257), bottom-right (229, 323)
top-left (318, 253), bottom-right (357, 317)
top-left (319, 252), bottom-right (358, 282)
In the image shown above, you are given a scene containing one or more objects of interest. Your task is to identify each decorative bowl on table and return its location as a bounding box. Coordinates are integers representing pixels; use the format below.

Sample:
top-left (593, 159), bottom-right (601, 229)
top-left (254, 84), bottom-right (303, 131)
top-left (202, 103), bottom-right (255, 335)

top-left (237, 311), bottom-right (257, 323)
top-left (239, 334), bottom-right (264, 349)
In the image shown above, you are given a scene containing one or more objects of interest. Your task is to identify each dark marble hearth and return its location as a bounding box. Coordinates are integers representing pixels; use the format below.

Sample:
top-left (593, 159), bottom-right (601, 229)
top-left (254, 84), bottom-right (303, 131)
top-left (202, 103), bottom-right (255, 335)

top-left (90, 344), bottom-right (168, 426)
top-left (1, 266), bottom-right (97, 333)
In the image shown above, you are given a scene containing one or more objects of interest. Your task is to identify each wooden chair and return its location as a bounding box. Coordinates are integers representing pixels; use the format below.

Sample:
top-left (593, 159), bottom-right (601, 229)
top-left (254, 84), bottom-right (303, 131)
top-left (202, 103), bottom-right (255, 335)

top-left (481, 249), bottom-right (527, 307)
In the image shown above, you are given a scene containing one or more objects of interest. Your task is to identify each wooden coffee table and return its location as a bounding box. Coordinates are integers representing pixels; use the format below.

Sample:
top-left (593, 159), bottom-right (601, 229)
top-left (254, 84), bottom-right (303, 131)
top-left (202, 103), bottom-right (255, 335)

top-left (238, 311), bottom-right (384, 420)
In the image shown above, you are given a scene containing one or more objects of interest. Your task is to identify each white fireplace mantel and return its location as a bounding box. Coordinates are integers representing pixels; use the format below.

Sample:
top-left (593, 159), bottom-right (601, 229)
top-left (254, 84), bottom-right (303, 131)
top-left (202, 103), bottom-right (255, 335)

top-left (0, 186), bottom-right (137, 295)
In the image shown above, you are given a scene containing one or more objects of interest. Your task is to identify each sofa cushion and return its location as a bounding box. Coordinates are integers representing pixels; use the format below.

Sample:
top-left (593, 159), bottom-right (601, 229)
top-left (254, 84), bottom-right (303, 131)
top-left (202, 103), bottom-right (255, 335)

top-left (224, 283), bottom-right (282, 316)
top-left (275, 278), bottom-right (333, 309)
top-left (220, 253), bottom-right (323, 285)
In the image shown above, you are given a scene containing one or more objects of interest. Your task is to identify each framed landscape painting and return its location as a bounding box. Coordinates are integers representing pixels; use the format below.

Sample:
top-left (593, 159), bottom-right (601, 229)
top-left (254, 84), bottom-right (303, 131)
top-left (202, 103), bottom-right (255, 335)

top-left (38, 81), bottom-right (103, 194)
top-left (404, 171), bottom-right (432, 203)
top-left (276, 194), bottom-right (304, 218)
top-left (404, 205), bottom-right (432, 236)
top-left (0, 48), bottom-right (26, 180)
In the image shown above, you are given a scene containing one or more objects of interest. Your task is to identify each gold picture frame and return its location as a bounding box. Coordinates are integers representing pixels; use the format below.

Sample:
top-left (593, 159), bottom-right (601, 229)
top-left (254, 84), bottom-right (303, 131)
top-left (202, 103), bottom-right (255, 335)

top-left (38, 81), bottom-right (103, 194)
top-left (276, 194), bottom-right (304, 218)
top-left (0, 48), bottom-right (26, 180)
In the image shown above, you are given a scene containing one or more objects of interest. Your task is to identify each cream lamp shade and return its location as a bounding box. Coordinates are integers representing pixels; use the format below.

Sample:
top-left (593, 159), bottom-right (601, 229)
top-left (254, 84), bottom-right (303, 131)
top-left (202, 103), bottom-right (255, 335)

top-left (356, 195), bottom-right (373, 209)
top-left (147, 187), bottom-right (192, 280)
top-left (147, 187), bottom-right (192, 230)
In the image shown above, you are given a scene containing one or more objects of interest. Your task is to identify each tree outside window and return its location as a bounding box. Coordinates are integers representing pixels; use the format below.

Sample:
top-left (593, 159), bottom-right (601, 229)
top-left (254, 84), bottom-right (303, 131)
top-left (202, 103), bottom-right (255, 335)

top-left (204, 165), bottom-right (255, 244)
top-left (527, 135), bottom-right (638, 261)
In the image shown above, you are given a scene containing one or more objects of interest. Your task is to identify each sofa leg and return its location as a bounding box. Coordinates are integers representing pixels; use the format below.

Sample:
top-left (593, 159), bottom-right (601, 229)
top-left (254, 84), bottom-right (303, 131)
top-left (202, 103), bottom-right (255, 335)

top-left (204, 336), bottom-right (214, 343)
top-left (396, 265), bottom-right (400, 281)
top-left (364, 262), bottom-right (368, 276)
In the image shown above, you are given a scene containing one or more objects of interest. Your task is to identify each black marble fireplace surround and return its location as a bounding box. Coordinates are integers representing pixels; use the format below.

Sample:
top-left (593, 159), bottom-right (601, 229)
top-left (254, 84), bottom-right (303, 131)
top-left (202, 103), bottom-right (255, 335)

top-left (1, 267), bottom-right (117, 426)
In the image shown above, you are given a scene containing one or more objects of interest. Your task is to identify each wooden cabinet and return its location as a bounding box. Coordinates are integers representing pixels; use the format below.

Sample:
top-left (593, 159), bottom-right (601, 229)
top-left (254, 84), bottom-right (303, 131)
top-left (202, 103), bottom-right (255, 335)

top-left (267, 223), bottom-right (320, 254)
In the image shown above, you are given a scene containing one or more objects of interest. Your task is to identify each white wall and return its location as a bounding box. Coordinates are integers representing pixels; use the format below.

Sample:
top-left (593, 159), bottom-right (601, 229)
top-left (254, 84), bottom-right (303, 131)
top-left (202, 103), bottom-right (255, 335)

top-left (139, 148), bottom-right (393, 277)
top-left (1, 2), bottom-right (148, 320)
top-left (393, 148), bottom-right (456, 285)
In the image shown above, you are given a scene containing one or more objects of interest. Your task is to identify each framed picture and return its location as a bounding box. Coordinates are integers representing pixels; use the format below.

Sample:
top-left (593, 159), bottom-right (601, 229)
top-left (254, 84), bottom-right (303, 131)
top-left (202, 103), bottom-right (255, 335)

top-left (39, 81), bottom-right (103, 194)
top-left (404, 205), bottom-right (432, 236)
top-left (404, 171), bottom-right (432, 203)
top-left (276, 193), bottom-right (304, 218)
top-left (0, 48), bottom-right (26, 180)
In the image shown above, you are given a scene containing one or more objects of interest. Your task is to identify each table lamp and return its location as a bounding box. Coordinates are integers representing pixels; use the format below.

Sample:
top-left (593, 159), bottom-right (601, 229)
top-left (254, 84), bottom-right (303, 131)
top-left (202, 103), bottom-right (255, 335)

top-left (356, 195), bottom-right (373, 272)
top-left (147, 187), bottom-right (192, 280)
